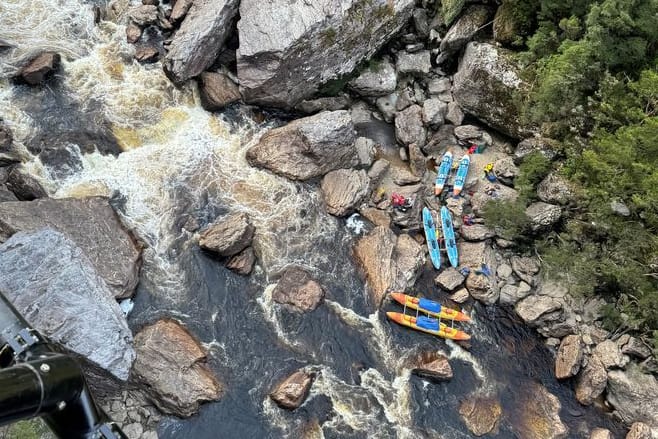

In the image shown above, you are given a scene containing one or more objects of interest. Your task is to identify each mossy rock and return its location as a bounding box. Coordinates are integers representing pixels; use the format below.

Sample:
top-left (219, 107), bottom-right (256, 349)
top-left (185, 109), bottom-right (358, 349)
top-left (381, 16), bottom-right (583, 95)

top-left (3, 419), bottom-right (55, 439)
top-left (493, 1), bottom-right (518, 45)
top-left (442, 0), bottom-right (466, 26)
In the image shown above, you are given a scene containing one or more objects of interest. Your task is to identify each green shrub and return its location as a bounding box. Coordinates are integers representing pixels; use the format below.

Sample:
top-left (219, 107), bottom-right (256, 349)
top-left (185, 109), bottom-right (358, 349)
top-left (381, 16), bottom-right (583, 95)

top-left (515, 152), bottom-right (552, 201)
top-left (481, 199), bottom-right (531, 241)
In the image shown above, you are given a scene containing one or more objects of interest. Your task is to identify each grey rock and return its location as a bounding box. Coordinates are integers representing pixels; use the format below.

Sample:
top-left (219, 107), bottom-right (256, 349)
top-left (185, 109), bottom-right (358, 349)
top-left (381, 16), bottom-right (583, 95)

top-left (376, 93), bottom-right (399, 122)
top-left (454, 124), bottom-right (485, 141)
top-left (555, 335), bottom-right (583, 379)
top-left (499, 284), bottom-right (528, 305)
top-left (593, 340), bottom-right (628, 370)
top-left (123, 423), bottom-right (143, 439)
top-left (526, 202), bottom-right (561, 231)
top-left (0, 230), bottom-right (134, 380)
top-left (170, 0), bottom-right (193, 22)
top-left (470, 183), bottom-right (519, 216)
top-left (199, 212), bottom-right (255, 257)
top-left (296, 96), bottom-right (351, 114)
top-left (517, 281), bottom-right (531, 295)
top-left (198, 72), bottom-right (241, 111)
top-left (0, 185), bottom-right (17, 202)
top-left (406, 43), bottom-right (425, 53)
top-left (625, 423), bottom-right (652, 439)
top-left (5, 166), bottom-right (47, 200)
top-left (589, 428), bottom-right (612, 439)
top-left (395, 105), bottom-right (426, 147)
top-left (126, 23), bottom-right (142, 44)
top-left (620, 337), bottom-right (652, 360)
top-left (355, 137), bottom-right (376, 167)
top-left (0, 121), bottom-right (22, 166)
top-left (514, 137), bottom-right (560, 164)
top-left (515, 295), bottom-right (562, 325)
top-left (450, 287), bottom-right (470, 303)
top-left (422, 98), bottom-right (448, 127)
top-left (606, 366), bottom-right (658, 429)
top-left (412, 8), bottom-right (430, 38)
top-left (427, 77), bottom-right (451, 95)
top-left (511, 256), bottom-right (540, 285)
top-left (395, 87), bottom-right (415, 112)
top-left (575, 355), bottom-right (607, 405)
top-left (353, 227), bottom-right (425, 308)
top-left (408, 143), bottom-right (426, 178)
top-left (460, 224), bottom-right (495, 241)
top-left (129, 5), bottom-right (159, 26)
top-left (163, 0), bottom-right (239, 84)
top-left (272, 266), bottom-right (325, 312)
top-left (226, 246), bottom-right (256, 276)
top-left (537, 173), bottom-right (574, 205)
top-left (539, 281), bottom-right (568, 299)
top-left (358, 207), bottom-right (390, 228)
top-left (367, 159), bottom-right (390, 187)
top-left (497, 263), bottom-right (513, 279)
top-left (434, 267), bottom-right (465, 291)
top-left (348, 60), bottom-right (397, 97)
top-left (237, 0), bottom-right (414, 107)
top-left (321, 169), bottom-right (369, 217)
top-left (246, 111), bottom-right (357, 180)
top-left (493, 157), bottom-right (519, 182)
top-left (18, 52), bottom-right (61, 85)
top-left (445, 102), bottom-right (464, 125)
top-left (423, 124), bottom-right (456, 156)
top-left (445, 196), bottom-right (466, 217)
top-left (453, 42), bottom-right (535, 139)
top-left (350, 100), bottom-right (374, 124)
top-left (270, 370), bottom-right (314, 410)
top-left (396, 50), bottom-right (431, 75)
top-left (439, 6), bottom-right (492, 55)
top-left (611, 200), bottom-right (631, 217)
top-left (134, 319), bottom-right (222, 417)
top-left (0, 197), bottom-right (141, 299)
top-left (466, 271), bottom-right (499, 305)
top-left (392, 167), bottom-right (421, 185)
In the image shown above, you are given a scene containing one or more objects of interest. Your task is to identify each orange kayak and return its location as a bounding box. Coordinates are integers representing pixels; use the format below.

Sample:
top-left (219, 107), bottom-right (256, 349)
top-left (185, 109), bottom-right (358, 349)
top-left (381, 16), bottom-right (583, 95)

top-left (390, 292), bottom-right (470, 322)
top-left (386, 312), bottom-right (471, 341)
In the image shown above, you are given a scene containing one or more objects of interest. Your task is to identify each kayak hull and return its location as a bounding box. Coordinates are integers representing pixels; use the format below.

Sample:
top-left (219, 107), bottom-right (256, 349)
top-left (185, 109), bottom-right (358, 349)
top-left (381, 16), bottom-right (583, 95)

top-left (422, 207), bottom-right (441, 270)
top-left (453, 155), bottom-right (471, 196)
top-left (386, 312), bottom-right (471, 341)
top-left (441, 206), bottom-right (459, 267)
top-left (434, 151), bottom-right (453, 195)
top-left (390, 292), bottom-right (470, 322)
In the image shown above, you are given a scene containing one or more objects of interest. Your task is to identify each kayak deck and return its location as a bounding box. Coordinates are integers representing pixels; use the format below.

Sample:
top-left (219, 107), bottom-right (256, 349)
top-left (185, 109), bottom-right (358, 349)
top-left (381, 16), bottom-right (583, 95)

top-left (386, 312), bottom-right (471, 341)
top-left (390, 292), bottom-right (470, 322)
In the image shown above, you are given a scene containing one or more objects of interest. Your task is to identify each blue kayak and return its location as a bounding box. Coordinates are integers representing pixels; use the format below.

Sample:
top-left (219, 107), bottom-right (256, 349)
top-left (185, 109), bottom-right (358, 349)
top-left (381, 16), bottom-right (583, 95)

top-left (453, 154), bottom-right (471, 196)
top-left (422, 207), bottom-right (441, 269)
top-left (434, 151), bottom-right (453, 195)
top-left (441, 206), bottom-right (459, 267)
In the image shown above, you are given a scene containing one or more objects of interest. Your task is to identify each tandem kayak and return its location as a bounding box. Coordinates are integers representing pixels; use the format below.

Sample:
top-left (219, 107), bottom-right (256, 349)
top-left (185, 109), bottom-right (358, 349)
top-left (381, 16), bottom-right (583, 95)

top-left (386, 312), bottom-right (471, 341)
top-left (441, 206), bottom-right (459, 267)
top-left (453, 154), bottom-right (471, 196)
top-left (390, 292), bottom-right (470, 322)
top-left (434, 151), bottom-right (453, 195)
top-left (422, 207), bottom-right (441, 270)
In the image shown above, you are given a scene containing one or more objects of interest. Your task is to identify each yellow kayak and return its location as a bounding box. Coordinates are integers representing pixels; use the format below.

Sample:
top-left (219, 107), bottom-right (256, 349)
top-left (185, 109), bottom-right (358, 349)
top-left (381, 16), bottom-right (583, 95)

top-left (390, 292), bottom-right (470, 322)
top-left (386, 312), bottom-right (471, 341)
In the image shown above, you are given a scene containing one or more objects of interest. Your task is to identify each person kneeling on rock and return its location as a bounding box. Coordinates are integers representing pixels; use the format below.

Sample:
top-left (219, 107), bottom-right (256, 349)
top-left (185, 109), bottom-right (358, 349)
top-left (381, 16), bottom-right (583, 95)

top-left (391, 193), bottom-right (412, 212)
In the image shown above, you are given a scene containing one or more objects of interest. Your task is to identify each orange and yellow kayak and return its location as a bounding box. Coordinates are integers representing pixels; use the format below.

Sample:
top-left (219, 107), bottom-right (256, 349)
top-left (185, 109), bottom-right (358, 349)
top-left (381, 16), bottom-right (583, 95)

top-left (390, 292), bottom-right (470, 322)
top-left (386, 312), bottom-right (471, 340)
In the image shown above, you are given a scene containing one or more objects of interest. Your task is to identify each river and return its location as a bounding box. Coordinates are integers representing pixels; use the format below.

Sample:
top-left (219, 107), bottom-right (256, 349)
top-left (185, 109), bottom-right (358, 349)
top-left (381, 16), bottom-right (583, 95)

top-left (0, 1), bottom-right (625, 438)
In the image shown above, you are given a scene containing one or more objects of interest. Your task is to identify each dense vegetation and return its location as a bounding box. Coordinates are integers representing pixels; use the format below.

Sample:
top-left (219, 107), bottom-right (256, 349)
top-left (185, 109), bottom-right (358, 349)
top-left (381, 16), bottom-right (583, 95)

top-left (485, 0), bottom-right (658, 356)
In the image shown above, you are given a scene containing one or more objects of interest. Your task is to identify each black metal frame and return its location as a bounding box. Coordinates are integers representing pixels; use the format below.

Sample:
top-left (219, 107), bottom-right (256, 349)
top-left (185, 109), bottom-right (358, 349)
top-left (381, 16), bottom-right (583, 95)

top-left (0, 292), bottom-right (127, 438)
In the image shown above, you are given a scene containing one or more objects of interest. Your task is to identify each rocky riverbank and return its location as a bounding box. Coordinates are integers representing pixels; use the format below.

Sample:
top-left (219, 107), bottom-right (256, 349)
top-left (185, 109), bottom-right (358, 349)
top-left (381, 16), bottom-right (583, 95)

top-left (0, 0), bottom-right (656, 438)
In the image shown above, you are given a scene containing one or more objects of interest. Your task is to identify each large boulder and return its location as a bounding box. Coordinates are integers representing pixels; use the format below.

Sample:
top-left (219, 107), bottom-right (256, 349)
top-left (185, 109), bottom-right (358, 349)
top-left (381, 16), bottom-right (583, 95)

top-left (514, 137), bottom-right (561, 164)
top-left (438, 5), bottom-right (492, 57)
top-left (408, 352), bottom-right (453, 382)
top-left (434, 267), bottom-right (465, 291)
top-left (0, 197), bottom-right (141, 299)
top-left (510, 256), bottom-right (540, 285)
top-left (199, 212), bottom-right (255, 257)
top-left (0, 230), bottom-right (134, 380)
top-left (18, 52), bottom-right (61, 85)
top-left (321, 169), bottom-right (369, 217)
top-left (133, 319), bottom-right (222, 417)
top-left (198, 71), bottom-right (241, 111)
top-left (575, 355), bottom-right (607, 406)
top-left (348, 60), bottom-right (397, 97)
top-left (395, 104), bottom-right (426, 147)
top-left (270, 369), bottom-right (314, 410)
top-left (272, 266), bottom-right (325, 312)
top-left (246, 111), bottom-right (357, 180)
top-left (458, 241), bottom-right (498, 304)
top-left (593, 340), bottom-right (628, 370)
top-left (537, 173), bottom-right (575, 205)
top-left (555, 334), bottom-right (583, 379)
top-left (515, 294), bottom-right (563, 326)
top-left (606, 366), bottom-right (658, 429)
top-left (237, 0), bottom-right (414, 107)
top-left (511, 382), bottom-right (568, 439)
top-left (525, 202), bottom-right (561, 231)
top-left (452, 42), bottom-right (535, 139)
top-left (353, 227), bottom-right (424, 308)
top-left (163, 0), bottom-right (240, 84)
top-left (459, 395), bottom-right (502, 436)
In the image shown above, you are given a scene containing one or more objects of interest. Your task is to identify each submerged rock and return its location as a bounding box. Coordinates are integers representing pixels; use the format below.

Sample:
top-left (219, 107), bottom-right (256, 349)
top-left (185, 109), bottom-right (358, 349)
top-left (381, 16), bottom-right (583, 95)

top-left (270, 369), bottom-right (314, 410)
top-left (199, 212), bottom-right (255, 257)
top-left (237, 0), bottom-right (414, 107)
top-left (246, 111), bottom-right (357, 181)
top-left (0, 229), bottom-right (134, 380)
top-left (459, 395), bottom-right (502, 436)
top-left (0, 197), bottom-right (141, 299)
top-left (409, 352), bottom-right (453, 382)
top-left (606, 366), bottom-right (658, 429)
top-left (321, 169), bottom-right (369, 217)
top-left (453, 42), bottom-right (534, 139)
top-left (163, 0), bottom-right (240, 83)
top-left (18, 52), bottom-right (61, 85)
top-left (353, 227), bottom-right (424, 308)
top-left (133, 319), bottom-right (222, 417)
top-left (555, 334), bottom-right (583, 379)
top-left (272, 266), bottom-right (325, 312)
top-left (198, 72), bottom-right (241, 111)
top-left (512, 382), bottom-right (568, 439)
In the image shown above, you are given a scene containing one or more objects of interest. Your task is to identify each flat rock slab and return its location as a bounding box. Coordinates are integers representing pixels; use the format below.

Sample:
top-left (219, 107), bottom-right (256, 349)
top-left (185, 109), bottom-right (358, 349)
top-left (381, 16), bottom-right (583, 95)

top-left (459, 395), bottom-right (502, 436)
top-left (321, 169), bottom-right (369, 217)
top-left (133, 319), bottom-right (222, 417)
top-left (0, 229), bottom-right (134, 380)
top-left (0, 197), bottom-right (141, 299)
